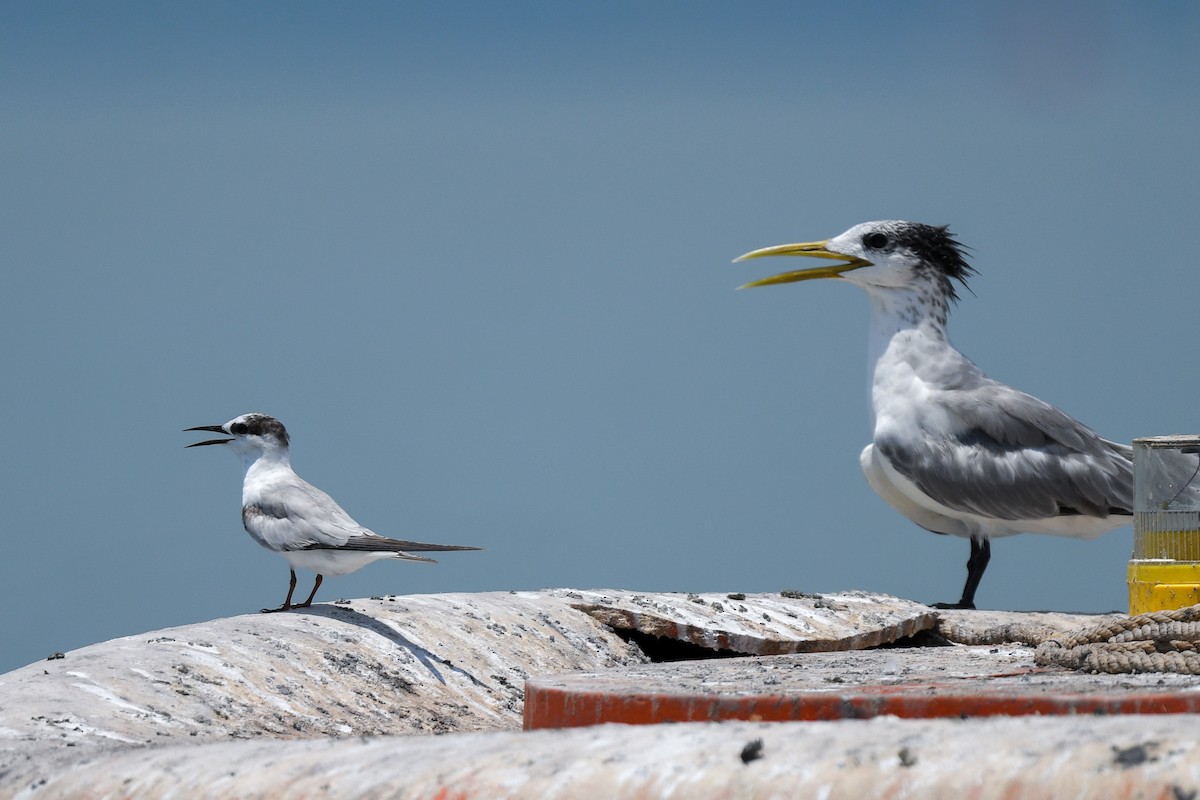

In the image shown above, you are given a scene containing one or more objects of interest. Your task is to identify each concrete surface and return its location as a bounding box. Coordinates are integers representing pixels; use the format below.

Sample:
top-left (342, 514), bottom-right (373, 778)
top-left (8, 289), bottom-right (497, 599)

top-left (20, 716), bottom-right (1200, 799)
top-left (561, 589), bottom-right (939, 654)
top-left (0, 591), bottom-right (645, 797)
top-left (0, 589), bottom-right (1179, 798)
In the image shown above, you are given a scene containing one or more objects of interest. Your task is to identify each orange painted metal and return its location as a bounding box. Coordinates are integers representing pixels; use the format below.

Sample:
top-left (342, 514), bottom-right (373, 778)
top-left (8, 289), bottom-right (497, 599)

top-left (524, 676), bottom-right (1200, 730)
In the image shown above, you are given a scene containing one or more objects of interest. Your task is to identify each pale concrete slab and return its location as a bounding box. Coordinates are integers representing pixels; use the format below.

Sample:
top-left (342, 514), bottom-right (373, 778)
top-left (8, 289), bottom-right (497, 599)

top-left (0, 589), bottom-right (1159, 797)
top-left (0, 591), bottom-right (645, 796)
top-left (554, 589), bottom-right (938, 655)
top-left (23, 716), bottom-right (1200, 799)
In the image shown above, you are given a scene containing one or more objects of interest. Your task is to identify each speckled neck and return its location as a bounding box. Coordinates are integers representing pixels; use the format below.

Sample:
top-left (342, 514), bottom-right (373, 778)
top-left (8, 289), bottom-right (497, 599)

top-left (861, 281), bottom-right (957, 430)
top-left (864, 281), bottom-right (951, 355)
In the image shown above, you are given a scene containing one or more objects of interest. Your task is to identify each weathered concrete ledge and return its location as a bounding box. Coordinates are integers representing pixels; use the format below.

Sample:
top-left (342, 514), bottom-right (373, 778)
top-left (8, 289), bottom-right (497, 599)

top-left (0, 589), bottom-right (1144, 798)
top-left (23, 716), bottom-right (1200, 799)
top-left (0, 591), bottom-right (645, 797)
top-left (562, 589), bottom-right (939, 654)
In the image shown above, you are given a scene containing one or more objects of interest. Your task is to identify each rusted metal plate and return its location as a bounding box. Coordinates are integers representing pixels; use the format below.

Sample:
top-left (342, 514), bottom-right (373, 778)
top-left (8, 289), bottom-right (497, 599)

top-left (524, 645), bottom-right (1200, 729)
top-left (550, 589), bottom-right (939, 655)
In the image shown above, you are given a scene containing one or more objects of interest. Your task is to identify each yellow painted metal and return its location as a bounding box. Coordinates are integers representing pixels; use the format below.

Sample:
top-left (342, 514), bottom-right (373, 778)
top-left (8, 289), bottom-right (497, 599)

top-left (1128, 561), bottom-right (1200, 614)
top-left (1129, 436), bottom-right (1200, 614)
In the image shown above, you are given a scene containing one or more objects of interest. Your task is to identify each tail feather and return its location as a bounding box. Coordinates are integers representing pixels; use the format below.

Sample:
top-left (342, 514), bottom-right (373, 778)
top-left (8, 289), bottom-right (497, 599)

top-left (391, 552), bottom-right (439, 564)
top-left (305, 535), bottom-right (482, 554)
top-left (374, 539), bottom-right (482, 553)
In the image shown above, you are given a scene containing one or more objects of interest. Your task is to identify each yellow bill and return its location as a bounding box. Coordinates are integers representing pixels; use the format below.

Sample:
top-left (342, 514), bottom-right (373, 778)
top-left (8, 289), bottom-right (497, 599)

top-left (734, 240), bottom-right (872, 289)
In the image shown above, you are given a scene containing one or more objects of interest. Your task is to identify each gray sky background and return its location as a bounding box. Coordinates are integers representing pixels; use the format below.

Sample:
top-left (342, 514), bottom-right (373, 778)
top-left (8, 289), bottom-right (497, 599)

top-left (2, 2), bottom-right (1198, 673)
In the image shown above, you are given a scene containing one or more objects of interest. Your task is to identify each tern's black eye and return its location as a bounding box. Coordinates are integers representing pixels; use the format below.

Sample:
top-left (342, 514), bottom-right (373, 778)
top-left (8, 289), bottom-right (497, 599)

top-left (862, 232), bottom-right (890, 250)
top-left (230, 422), bottom-right (248, 435)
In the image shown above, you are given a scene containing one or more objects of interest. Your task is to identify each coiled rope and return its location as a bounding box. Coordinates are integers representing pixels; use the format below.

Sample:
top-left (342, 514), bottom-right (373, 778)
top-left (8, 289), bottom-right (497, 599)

top-left (1034, 604), bottom-right (1200, 674)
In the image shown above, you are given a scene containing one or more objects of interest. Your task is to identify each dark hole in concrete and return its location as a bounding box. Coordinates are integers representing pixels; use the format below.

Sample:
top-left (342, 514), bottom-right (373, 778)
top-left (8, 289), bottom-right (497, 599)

top-left (740, 738), bottom-right (765, 764)
top-left (871, 629), bottom-right (954, 649)
top-left (1112, 742), bottom-right (1158, 768)
top-left (611, 624), bottom-right (950, 662)
top-left (612, 628), bottom-right (745, 662)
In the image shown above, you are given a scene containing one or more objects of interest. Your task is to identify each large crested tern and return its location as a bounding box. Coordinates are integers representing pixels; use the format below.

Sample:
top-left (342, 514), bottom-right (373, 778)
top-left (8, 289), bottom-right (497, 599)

top-left (187, 413), bottom-right (481, 612)
top-left (736, 221), bottom-right (1133, 608)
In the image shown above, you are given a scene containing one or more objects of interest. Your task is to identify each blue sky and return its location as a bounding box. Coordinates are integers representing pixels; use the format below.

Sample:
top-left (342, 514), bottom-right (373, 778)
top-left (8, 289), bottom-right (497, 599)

top-left (2, 2), bottom-right (1198, 673)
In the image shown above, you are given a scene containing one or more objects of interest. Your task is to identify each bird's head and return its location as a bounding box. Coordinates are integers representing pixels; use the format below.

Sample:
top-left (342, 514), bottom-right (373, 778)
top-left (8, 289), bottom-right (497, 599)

top-left (185, 413), bottom-right (290, 457)
top-left (735, 220), bottom-right (975, 301)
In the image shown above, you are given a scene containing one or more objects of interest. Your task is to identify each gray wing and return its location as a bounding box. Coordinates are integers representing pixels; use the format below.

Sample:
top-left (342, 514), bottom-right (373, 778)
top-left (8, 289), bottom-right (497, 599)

top-left (244, 480), bottom-right (482, 554)
top-left (876, 381), bottom-right (1133, 522)
top-left (242, 479), bottom-right (365, 552)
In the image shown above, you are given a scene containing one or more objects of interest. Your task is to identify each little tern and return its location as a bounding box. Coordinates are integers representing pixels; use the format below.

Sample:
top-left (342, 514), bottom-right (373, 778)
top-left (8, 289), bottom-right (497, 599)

top-left (186, 413), bottom-right (481, 612)
top-left (736, 221), bottom-right (1133, 608)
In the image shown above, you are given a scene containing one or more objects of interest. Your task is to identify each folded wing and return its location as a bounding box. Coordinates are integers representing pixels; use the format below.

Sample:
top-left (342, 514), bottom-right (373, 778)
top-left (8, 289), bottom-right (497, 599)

top-left (876, 381), bottom-right (1133, 522)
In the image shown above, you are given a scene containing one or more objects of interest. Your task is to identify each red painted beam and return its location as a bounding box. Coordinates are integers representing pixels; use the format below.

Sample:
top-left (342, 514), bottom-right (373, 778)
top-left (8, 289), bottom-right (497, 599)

top-left (525, 682), bottom-right (1200, 730)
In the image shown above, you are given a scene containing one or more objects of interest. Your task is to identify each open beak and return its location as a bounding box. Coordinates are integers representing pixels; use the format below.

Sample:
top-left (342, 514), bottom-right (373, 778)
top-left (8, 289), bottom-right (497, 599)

top-left (184, 425), bottom-right (232, 448)
top-left (733, 240), bottom-right (872, 289)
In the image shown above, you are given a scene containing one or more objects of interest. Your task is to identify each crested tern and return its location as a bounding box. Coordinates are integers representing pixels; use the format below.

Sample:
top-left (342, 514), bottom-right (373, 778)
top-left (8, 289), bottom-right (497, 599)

top-left (736, 220), bottom-right (1133, 608)
top-left (187, 413), bottom-right (481, 612)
